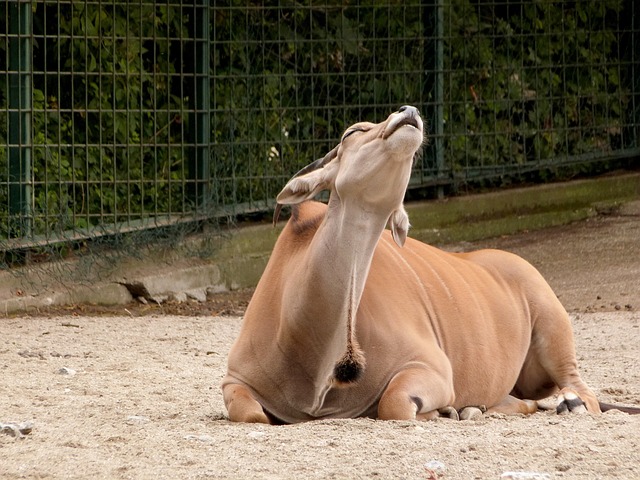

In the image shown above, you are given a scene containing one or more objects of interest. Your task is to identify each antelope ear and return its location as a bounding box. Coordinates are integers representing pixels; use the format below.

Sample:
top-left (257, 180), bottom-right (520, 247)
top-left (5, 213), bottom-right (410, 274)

top-left (388, 206), bottom-right (410, 247)
top-left (276, 160), bottom-right (339, 205)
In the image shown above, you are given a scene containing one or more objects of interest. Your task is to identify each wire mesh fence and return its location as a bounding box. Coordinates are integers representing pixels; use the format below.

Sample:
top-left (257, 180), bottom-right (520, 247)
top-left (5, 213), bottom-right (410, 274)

top-left (442, 0), bottom-right (640, 184)
top-left (1, 1), bottom-right (639, 262)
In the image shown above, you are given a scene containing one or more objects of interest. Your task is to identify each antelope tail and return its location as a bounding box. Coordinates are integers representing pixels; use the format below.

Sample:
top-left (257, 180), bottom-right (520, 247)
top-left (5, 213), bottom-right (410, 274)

top-left (599, 402), bottom-right (640, 415)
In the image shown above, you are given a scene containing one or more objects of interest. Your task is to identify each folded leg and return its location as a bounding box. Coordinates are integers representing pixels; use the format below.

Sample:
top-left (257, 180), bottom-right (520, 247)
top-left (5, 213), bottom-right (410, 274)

top-left (223, 383), bottom-right (270, 423)
top-left (378, 361), bottom-right (456, 421)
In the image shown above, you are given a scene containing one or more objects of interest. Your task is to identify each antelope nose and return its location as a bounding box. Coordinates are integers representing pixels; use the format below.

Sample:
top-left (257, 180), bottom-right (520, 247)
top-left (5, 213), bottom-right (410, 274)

top-left (398, 105), bottom-right (419, 116)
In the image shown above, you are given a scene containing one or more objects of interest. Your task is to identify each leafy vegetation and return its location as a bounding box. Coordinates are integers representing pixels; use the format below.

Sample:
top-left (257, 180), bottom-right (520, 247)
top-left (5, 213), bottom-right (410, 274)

top-left (2, 1), bottom-right (189, 238)
top-left (444, 0), bottom-right (633, 177)
top-left (0, 1), bottom-right (636, 241)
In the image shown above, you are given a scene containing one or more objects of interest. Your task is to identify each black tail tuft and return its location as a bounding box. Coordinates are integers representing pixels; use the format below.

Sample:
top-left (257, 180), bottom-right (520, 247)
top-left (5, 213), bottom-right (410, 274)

top-left (333, 358), bottom-right (363, 384)
top-left (333, 347), bottom-right (366, 385)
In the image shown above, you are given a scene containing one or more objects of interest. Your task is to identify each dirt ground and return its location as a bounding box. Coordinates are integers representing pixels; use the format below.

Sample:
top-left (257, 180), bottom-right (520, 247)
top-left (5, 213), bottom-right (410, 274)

top-left (1, 207), bottom-right (640, 479)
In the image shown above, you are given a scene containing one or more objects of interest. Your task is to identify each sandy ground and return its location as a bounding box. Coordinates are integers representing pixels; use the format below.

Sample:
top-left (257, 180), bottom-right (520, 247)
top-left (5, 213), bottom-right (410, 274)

top-left (2, 209), bottom-right (640, 479)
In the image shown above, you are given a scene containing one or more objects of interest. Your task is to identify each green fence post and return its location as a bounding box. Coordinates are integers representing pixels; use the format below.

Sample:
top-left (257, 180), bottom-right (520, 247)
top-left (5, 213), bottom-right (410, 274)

top-left (633, 1), bottom-right (639, 148)
top-left (8, 0), bottom-right (32, 238)
top-left (189, 0), bottom-right (211, 212)
top-left (435, 0), bottom-right (445, 199)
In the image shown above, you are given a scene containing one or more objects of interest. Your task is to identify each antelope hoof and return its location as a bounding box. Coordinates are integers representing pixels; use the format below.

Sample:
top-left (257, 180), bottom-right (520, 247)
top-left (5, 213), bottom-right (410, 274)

top-left (459, 405), bottom-right (487, 420)
top-left (556, 391), bottom-right (588, 415)
top-left (438, 406), bottom-right (459, 420)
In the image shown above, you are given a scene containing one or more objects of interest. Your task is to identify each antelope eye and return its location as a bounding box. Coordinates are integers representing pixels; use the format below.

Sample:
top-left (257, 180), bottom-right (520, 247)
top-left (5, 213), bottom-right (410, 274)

top-left (341, 128), bottom-right (366, 142)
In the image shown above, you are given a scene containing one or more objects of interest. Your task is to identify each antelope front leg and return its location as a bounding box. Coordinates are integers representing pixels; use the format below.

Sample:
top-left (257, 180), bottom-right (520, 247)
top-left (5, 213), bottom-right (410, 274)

top-left (377, 363), bottom-right (456, 421)
top-left (223, 384), bottom-right (270, 424)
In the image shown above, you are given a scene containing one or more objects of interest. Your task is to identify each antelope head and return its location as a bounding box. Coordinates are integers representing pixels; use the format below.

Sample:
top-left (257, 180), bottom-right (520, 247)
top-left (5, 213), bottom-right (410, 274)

top-left (275, 106), bottom-right (424, 247)
top-left (272, 107), bottom-right (425, 387)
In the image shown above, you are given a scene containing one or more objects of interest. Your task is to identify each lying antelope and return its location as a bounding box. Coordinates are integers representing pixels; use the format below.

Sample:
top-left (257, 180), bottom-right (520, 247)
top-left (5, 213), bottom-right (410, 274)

top-left (222, 106), bottom-right (637, 424)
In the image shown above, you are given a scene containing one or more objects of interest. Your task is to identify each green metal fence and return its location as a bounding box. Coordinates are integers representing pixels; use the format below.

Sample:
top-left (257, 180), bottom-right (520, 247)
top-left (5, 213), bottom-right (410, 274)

top-left (2, 1), bottom-right (639, 256)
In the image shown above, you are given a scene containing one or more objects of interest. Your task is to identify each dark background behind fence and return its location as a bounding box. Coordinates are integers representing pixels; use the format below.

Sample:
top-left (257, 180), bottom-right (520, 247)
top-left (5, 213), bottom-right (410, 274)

top-left (1, 1), bottom-right (639, 260)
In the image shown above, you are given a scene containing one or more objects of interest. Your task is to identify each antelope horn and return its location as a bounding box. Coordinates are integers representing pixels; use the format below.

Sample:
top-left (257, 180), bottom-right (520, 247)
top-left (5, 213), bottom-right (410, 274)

top-left (273, 145), bottom-right (339, 225)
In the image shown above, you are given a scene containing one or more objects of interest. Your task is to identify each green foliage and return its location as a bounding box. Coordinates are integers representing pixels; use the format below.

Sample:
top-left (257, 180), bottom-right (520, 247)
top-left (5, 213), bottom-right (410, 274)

top-left (2, 1), bottom-right (190, 239)
top-left (211, 2), bottom-right (428, 206)
top-left (0, 31), bottom-right (7, 232)
top-left (0, 1), bottom-right (636, 242)
top-left (444, 0), bottom-right (630, 174)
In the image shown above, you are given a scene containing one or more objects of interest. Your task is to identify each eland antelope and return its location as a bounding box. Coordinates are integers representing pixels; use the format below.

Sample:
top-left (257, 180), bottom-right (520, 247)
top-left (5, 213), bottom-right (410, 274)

top-left (222, 106), bottom-right (637, 424)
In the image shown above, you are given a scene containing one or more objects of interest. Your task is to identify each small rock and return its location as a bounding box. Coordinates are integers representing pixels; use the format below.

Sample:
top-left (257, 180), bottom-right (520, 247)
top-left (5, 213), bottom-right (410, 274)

top-left (126, 415), bottom-right (150, 425)
top-left (247, 431), bottom-right (266, 440)
top-left (206, 286), bottom-right (227, 298)
top-left (170, 291), bottom-right (188, 303)
top-left (57, 367), bottom-right (76, 376)
top-left (501, 472), bottom-right (551, 480)
top-left (184, 434), bottom-right (214, 443)
top-left (149, 295), bottom-right (168, 304)
top-left (186, 288), bottom-right (207, 303)
top-left (0, 424), bottom-right (21, 438)
top-left (0, 421), bottom-right (33, 438)
top-left (18, 350), bottom-right (46, 360)
top-left (424, 460), bottom-right (446, 474)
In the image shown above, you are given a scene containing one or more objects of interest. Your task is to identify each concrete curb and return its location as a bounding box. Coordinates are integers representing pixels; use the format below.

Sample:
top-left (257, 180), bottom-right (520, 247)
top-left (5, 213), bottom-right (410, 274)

top-left (2, 283), bottom-right (133, 316)
top-left (118, 264), bottom-right (224, 304)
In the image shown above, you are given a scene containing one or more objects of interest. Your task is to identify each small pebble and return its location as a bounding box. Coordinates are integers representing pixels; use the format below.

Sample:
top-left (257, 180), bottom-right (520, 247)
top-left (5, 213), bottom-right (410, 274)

top-left (0, 421), bottom-right (33, 438)
top-left (184, 434), bottom-right (214, 443)
top-left (58, 367), bottom-right (76, 376)
top-left (126, 415), bottom-right (150, 425)
top-left (424, 460), bottom-right (446, 474)
top-left (501, 472), bottom-right (550, 480)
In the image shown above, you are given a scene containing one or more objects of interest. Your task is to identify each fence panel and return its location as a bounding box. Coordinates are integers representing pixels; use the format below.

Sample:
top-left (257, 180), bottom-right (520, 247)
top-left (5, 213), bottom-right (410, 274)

top-left (1, 1), bottom-right (639, 256)
top-left (211, 3), bottom-right (439, 214)
top-left (442, 0), bottom-right (640, 183)
top-left (2, 1), bottom-right (209, 251)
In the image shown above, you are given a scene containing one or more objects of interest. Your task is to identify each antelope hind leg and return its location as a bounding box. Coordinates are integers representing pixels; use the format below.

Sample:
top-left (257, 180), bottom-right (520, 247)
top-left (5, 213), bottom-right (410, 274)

top-left (523, 302), bottom-right (601, 414)
top-left (223, 384), bottom-right (270, 424)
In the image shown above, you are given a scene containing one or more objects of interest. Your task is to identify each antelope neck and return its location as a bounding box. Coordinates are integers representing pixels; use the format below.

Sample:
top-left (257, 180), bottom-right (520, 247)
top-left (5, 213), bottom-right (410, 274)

top-left (280, 198), bottom-right (389, 376)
